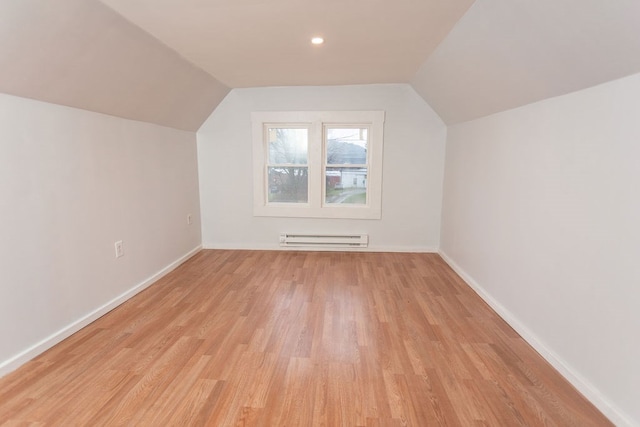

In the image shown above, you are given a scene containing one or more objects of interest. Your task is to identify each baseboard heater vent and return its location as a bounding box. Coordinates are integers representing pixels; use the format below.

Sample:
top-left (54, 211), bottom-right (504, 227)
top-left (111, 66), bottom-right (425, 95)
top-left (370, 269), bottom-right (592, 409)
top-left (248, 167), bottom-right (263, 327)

top-left (279, 233), bottom-right (369, 248)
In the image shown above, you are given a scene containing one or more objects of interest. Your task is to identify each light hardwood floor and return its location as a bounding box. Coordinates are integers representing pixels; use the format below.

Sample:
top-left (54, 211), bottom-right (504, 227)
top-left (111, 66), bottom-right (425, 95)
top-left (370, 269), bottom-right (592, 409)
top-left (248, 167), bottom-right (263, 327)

top-left (0, 250), bottom-right (612, 426)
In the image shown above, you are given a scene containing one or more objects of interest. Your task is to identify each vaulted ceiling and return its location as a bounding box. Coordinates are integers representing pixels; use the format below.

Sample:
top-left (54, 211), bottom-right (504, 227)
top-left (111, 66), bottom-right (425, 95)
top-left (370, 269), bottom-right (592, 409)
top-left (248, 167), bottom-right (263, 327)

top-left (1, 0), bottom-right (639, 130)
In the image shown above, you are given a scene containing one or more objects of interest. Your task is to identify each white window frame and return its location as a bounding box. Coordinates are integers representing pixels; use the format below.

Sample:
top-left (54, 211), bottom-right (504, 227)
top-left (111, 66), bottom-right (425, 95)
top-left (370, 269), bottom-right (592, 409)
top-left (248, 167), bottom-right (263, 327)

top-left (252, 110), bottom-right (384, 219)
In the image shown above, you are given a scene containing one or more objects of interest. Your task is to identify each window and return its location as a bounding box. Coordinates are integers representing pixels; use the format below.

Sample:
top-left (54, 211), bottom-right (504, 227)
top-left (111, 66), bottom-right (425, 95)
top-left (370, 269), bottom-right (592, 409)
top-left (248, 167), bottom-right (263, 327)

top-left (252, 111), bottom-right (384, 219)
top-left (267, 127), bottom-right (309, 203)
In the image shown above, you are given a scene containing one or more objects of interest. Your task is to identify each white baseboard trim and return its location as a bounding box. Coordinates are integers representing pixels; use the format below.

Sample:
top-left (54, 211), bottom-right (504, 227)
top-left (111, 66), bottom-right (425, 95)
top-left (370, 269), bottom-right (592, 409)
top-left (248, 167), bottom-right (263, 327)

top-left (438, 250), bottom-right (635, 427)
top-left (202, 243), bottom-right (438, 253)
top-left (0, 245), bottom-right (202, 378)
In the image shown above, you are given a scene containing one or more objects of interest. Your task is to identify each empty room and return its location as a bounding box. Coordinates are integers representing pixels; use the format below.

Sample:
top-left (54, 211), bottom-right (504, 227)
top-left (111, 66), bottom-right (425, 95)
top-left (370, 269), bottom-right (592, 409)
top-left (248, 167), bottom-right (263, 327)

top-left (1, 0), bottom-right (638, 425)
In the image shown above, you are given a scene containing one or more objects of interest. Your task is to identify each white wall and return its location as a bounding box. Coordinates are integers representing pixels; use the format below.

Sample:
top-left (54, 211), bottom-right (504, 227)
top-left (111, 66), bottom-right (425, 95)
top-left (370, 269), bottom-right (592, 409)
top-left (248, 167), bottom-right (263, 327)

top-left (198, 84), bottom-right (446, 251)
top-left (440, 73), bottom-right (640, 426)
top-left (0, 93), bottom-right (202, 375)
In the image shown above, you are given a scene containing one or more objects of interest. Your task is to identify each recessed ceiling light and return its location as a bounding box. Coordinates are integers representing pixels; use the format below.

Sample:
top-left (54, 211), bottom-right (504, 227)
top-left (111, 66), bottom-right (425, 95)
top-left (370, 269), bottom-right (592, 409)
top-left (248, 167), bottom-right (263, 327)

top-left (311, 37), bottom-right (324, 45)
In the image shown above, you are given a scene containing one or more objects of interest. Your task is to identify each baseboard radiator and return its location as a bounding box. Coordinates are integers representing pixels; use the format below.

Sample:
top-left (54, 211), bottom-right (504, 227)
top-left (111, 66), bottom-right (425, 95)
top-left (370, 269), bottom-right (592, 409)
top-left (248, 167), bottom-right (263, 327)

top-left (279, 233), bottom-right (369, 248)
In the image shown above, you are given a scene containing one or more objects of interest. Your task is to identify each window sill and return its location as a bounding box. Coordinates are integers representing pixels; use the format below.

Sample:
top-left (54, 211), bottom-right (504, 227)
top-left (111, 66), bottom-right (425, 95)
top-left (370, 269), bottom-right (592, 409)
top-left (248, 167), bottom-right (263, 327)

top-left (254, 204), bottom-right (381, 220)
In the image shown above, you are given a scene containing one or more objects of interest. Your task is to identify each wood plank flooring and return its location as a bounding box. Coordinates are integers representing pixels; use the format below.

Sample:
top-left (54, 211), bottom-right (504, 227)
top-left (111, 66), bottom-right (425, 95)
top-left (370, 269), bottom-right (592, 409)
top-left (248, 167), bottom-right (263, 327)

top-left (0, 250), bottom-right (612, 426)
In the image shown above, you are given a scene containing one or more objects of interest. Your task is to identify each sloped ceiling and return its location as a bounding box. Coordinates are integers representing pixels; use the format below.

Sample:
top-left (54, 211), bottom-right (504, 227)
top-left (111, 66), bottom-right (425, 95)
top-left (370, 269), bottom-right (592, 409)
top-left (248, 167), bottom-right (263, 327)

top-left (1, 0), bottom-right (640, 128)
top-left (411, 0), bottom-right (640, 124)
top-left (0, 0), bottom-right (229, 131)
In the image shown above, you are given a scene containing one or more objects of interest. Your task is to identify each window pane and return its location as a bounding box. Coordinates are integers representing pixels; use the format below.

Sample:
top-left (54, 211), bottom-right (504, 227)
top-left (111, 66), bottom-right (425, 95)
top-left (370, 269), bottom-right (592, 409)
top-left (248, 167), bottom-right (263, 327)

top-left (268, 167), bottom-right (308, 203)
top-left (268, 128), bottom-right (308, 164)
top-left (325, 167), bottom-right (367, 205)
top-left (326, 128), bottom-right (368, 165)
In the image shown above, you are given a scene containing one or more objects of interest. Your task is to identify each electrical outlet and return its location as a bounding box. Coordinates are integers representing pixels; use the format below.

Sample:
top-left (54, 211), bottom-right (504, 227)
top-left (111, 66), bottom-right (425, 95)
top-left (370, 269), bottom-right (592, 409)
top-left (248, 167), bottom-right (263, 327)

top-left (187, 214), bottom-right (193, 225)
top-left (115, 240), bottom-right (124, 258)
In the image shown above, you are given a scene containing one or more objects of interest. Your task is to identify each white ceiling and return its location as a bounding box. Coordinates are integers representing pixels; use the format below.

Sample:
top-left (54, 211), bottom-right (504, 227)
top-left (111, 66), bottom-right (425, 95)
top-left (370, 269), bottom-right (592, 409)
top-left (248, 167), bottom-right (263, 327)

top-left (97, 0), bottom-right (475, 88)
top-left (2, 0), bottom-right (640, 128)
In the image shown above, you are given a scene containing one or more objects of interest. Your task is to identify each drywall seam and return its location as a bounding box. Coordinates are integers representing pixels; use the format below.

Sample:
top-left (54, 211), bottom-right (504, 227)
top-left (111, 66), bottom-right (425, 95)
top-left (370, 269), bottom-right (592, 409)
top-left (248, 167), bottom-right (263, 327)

top-left (0, 245), bottom-right (202, 378)
top-left (438, 250), bottom-right (635, 427)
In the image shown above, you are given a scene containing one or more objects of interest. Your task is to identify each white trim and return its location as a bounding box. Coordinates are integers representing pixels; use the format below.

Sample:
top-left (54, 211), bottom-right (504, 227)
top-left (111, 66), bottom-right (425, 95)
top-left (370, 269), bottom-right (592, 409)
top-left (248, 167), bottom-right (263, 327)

top-left (438, 250), bottom-right (634, 427)
top-left (202, 243), bottom-right (438, 253)
top-left (252, 110), bottom-right (384, 219)
top-left (0, 246), bottom-right (202, 378)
